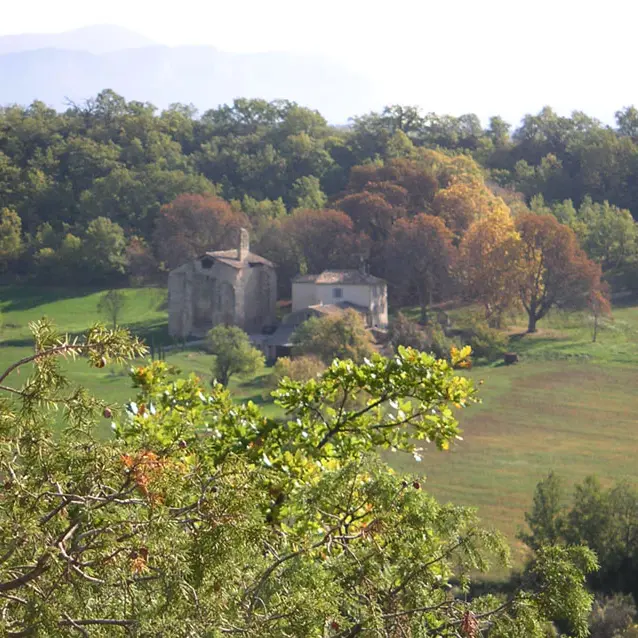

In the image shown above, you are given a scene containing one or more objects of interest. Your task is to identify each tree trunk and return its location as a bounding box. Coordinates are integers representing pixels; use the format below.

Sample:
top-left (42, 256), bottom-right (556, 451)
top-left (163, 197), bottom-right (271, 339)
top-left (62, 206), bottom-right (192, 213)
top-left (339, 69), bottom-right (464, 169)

top-left (527, 313), bottom-right (537, 333)
top-left (592, 314), bottom-right (598, 343)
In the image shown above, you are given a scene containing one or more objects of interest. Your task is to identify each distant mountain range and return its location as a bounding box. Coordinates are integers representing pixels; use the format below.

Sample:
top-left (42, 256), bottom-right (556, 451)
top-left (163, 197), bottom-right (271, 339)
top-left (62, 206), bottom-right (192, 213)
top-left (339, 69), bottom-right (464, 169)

top-left (0, 25), bottom-right (381, 122)
top-left (0, 24), bottom-right (158, 55)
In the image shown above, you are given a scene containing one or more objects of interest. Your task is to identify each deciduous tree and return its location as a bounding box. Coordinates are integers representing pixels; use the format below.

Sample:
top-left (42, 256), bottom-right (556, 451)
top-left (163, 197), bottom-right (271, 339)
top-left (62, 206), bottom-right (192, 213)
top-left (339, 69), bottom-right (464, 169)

top-left (432, 179), bottom-right (509, 238)
top-left (290, 175), bottom-right (327, 210)
top-left (206, 324), bottom-right (265, 386)
top-left (153, 194), bottom-right (249, 269)
top-left (385, 214), bottom-right (456, 323)
top-left (516, 214), bottom-right (600, 333)
top-left (588, 279), bottom-right (612, 343)
top-left (457, 208), bottom-right (522, 326)
top-left (336, 190), bottom-right (405, 241)
top-left (292, 308), bottom-right (375, 364)
top-left (97, 289), bottom-right (128, 329)
top-left (257, 209), bottom-right (369, 296)
top-left (83, 216), bottom-right (128, 281)
top-left (523, 472), bottom-right (638, 603)
top-left (0, 207), bottom-right (23, 270)
top-left (0, 322), bottom-right (597, 636)
top-left (571, 197), bottom-right (638, 272)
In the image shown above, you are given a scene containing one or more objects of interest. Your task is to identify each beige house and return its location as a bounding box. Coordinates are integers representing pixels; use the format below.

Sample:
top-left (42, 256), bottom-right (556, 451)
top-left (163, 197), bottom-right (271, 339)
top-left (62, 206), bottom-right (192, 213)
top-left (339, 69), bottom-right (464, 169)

top-left (167, 229), bottom-right (277, 339)
top-left (292, 269), bottom-right (388, 328)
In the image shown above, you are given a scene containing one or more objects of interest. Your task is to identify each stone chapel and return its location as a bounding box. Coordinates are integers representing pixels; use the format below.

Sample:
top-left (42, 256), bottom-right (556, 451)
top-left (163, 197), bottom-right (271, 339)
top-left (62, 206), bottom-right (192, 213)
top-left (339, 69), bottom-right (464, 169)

top-left (167, 228), bottom-right (277, 339)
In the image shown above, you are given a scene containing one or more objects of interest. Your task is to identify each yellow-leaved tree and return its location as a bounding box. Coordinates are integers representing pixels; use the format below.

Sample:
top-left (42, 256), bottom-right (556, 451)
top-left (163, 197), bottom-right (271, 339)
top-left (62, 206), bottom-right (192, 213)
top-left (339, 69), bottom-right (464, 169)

top-left (433, 179), bottom-right (511, 238)
top-left (457, 205), bottom-right (523, 327)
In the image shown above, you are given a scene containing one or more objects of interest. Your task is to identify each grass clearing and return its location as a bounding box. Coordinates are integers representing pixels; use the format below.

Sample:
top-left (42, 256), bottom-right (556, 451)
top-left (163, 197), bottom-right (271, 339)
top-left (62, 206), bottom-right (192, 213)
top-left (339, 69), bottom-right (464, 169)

top-left (0, 285), bottom-right (278, 436)
top-left (388, 360), bottom-right (638, 565)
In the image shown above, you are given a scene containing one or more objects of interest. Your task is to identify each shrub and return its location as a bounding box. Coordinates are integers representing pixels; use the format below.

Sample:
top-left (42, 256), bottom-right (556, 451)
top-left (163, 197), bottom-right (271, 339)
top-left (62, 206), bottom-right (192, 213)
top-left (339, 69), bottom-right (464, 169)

top-left (589, 594), bottom-right (637, 638)
top-left (468, 322), bottom-right (509, 360)
top-left (389, 312), bottom-right (457, 360)
top-left (456, 312), bottom-right (509, 361)
top-left (292, 309), bottom-right (375, 364)
top-left (270, 355), bottom-right (325, 387)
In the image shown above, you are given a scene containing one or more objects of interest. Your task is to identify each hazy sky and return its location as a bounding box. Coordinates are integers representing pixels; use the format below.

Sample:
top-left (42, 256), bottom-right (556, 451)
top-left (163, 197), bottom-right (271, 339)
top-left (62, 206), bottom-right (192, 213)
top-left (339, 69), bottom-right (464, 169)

top-left (1, 0), bottom-right (636, 125)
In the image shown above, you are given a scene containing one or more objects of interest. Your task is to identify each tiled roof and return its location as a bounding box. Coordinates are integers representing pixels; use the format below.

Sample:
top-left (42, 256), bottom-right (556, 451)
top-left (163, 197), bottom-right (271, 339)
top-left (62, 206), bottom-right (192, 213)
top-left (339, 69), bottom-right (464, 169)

top-left (293, 269), bottom-right (385, 285)
top-left (293, 274), bottom-right (319, 283)
top-left (200, 250), bottom-right (274, 269)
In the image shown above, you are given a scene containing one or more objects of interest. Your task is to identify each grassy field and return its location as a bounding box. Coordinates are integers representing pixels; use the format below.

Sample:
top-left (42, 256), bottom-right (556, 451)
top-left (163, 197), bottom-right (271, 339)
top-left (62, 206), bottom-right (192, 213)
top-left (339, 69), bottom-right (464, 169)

top-left (392, 302), bottom-right (638, 564)
top-left (2, 285), bottom-right (638, 567)
top-left (0, 285), bottom-right (279, 436)
top-left (389, 360), bottom-right (638, 565)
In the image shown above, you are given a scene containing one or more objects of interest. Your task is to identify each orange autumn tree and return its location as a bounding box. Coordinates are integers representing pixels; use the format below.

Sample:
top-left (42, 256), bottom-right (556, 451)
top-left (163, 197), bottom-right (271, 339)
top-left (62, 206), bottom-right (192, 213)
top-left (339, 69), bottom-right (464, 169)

top-left (516, 213), bottom-right (601, 333)
top-left (385, 214), bottom-right (456, 323)
top-left (153, 194), bottom-right (249, 269)
top-left (457, 207), bottom-right (523, 327)
top-left (336, 190), bottom-right (405, 241)
top-left (256, 208), bottom-right (370, 295)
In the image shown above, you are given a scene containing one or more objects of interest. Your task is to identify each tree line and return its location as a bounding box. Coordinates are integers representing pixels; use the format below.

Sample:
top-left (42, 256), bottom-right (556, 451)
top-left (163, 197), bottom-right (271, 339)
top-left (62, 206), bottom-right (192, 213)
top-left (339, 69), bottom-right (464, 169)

top-left (1, 92), bottom-right (638, 329)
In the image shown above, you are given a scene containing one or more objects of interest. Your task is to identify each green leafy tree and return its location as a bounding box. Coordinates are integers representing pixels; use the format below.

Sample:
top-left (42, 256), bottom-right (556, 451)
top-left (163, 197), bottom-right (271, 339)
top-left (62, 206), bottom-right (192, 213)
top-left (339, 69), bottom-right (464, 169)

top-left (518, 472), bottom-right (566, 551)
top-left (97, 289), bottom-right (128, 328)
top-left (84, 216), bottom-right (129, 281)
top-left (34, 232), bottom-right (84, 284)
top-left (0, 323), bottom-right (597, 636)
top-left (291, 175), bottom-right (328, 210)
top-left (0, 207), bottom-right (23, 270)
top-left (292, 308), bottom-right (375, 364)
top-left (571, 197), bottom-right (638, 272)
top-left (523, 473), bottom-right (638, 602)
top-left (206, 324), bottom-right (265, 386)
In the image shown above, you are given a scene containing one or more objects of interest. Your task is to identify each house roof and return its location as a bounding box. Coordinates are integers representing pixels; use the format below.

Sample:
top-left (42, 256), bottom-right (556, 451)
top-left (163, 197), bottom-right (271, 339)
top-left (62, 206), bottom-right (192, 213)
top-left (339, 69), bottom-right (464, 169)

top-left (199, 249), bottom-right (274, 269)
top-left (282, 302), bottom-right (368, 326)
top-left (293, 269), bottom-right (385, 285)
top-left (266, 323), bottom-right (297, 348)
top-left (268, 302), bottom-right (370, 347)
top-left (308, 302), bottom-right (369, 316)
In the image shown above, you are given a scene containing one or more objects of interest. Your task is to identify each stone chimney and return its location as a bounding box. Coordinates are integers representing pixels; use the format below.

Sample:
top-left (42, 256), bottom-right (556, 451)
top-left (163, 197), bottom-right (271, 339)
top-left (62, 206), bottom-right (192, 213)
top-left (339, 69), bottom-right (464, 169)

top-left (238, 227), bottom-right (250, 261)
top-left (358, 255), bottom-right (369, 275)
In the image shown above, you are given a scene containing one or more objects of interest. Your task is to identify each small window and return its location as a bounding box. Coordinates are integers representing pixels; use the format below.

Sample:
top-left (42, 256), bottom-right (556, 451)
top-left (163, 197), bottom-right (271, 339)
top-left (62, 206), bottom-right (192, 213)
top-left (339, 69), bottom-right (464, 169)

top-left (333, 287), bottom-right (343, 299)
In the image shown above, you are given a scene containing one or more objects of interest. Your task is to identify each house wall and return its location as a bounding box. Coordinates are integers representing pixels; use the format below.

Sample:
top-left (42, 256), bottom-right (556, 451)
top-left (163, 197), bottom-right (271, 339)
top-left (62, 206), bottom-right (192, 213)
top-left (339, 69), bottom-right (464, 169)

top-left (369, 283), bottom-right (389, 328)
top-left (168, 258), bottom-right (238, 338)
top-left (315, 284), bottom-right (371, 309)
top-left (291, 282), bottom-right (318, 311)
top-left (237, 264), bottom-right (277, 333)
top-left (290, 281), bottom-right (389, 329)
top-left (168, 267), bottom-right (191, 338)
